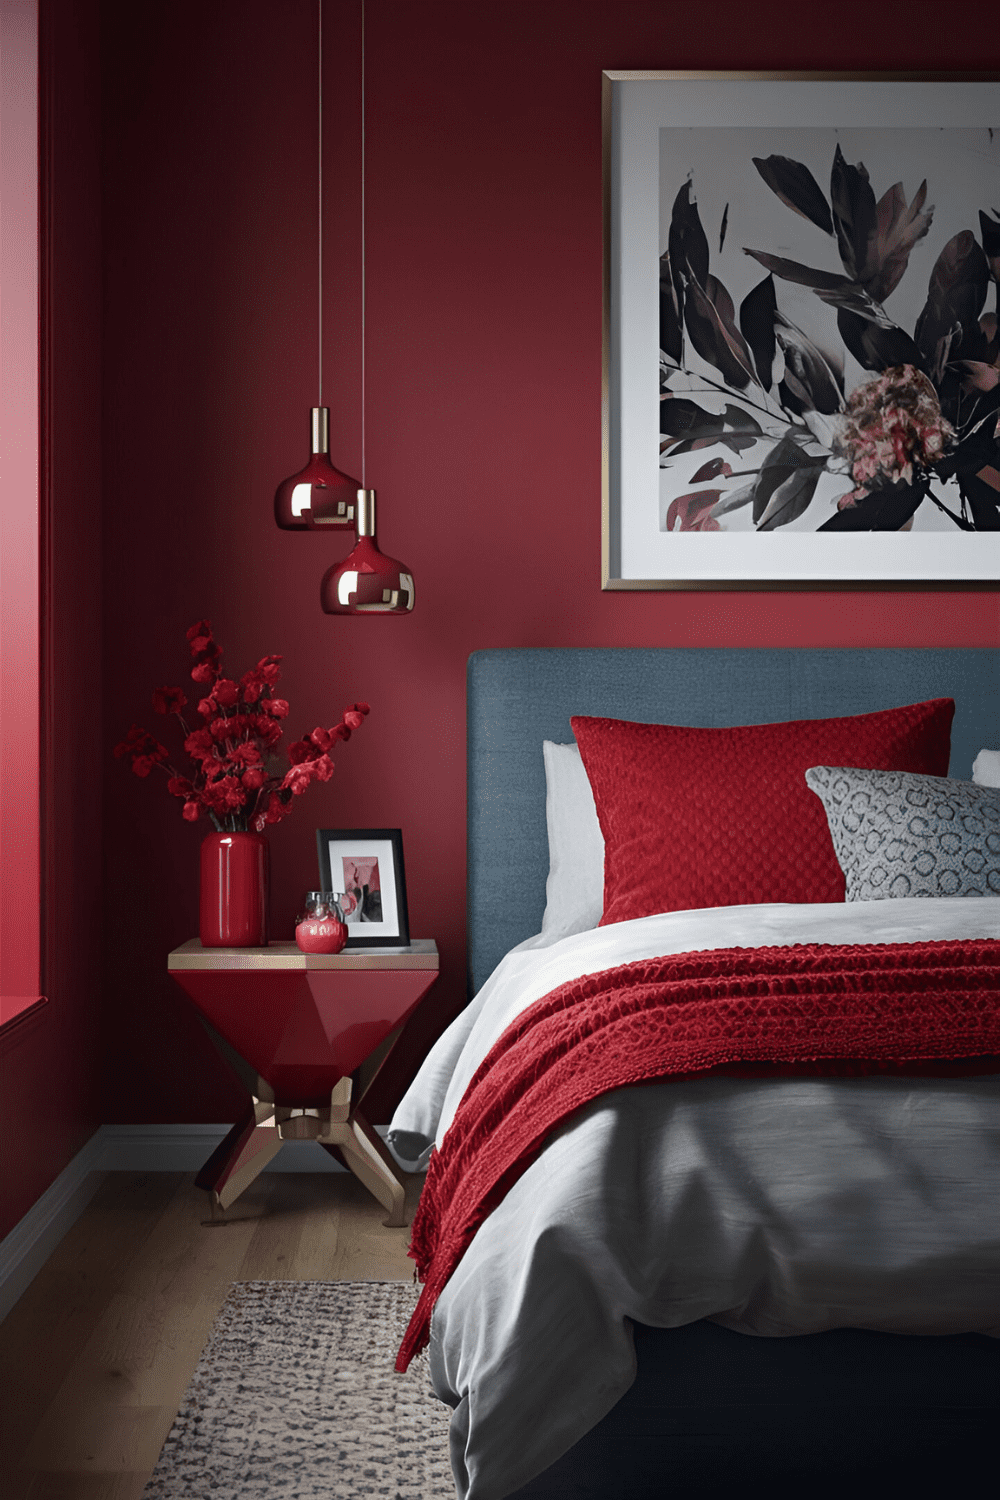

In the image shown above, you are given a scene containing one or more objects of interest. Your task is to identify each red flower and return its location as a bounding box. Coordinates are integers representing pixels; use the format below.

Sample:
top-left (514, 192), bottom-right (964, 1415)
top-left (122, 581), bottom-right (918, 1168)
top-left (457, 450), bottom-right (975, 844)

top-left (282, 764), bottom-right (314, 796)
top-left (114, 723), bottom-right (154, 758)
top-left (263, 791), bottom-right (292, 824)
top-left (203, 775), bottom-right (245, 812)
top-left (184, 728), bottom-right (216, 761)
top-left (229, 742), bottom-right (261, 766)
top-left (152, 685), bottom-right (187, 715)
top-left (116, 621), bottom-right (368, 834)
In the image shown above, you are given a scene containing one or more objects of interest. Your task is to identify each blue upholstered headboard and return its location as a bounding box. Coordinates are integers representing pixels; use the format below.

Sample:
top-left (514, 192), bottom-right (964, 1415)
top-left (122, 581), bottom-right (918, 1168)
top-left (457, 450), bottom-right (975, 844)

top-left (466, 647), bottom-right (998, 996)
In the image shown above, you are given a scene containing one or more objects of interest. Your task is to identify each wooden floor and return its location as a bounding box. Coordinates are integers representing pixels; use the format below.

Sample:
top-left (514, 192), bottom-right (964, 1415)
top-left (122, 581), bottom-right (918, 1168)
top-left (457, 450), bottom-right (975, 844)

top-left (0, 1167), bottom-right (426, 1500)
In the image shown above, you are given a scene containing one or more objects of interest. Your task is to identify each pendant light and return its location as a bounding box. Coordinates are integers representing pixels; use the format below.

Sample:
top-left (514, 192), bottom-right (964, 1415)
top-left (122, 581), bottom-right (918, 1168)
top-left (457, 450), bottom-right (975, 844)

top-left (320, 0), bottom-right (414, 614)
top-left (273, 0), bottom-right (360, 532)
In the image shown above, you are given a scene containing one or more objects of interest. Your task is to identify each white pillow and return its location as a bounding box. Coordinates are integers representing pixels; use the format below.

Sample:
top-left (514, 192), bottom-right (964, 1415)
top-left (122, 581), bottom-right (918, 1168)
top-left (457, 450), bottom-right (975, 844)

top-left (540, 741), bottom-right (605, 941)
top-left (972, 749), bottom-right (1000, 787)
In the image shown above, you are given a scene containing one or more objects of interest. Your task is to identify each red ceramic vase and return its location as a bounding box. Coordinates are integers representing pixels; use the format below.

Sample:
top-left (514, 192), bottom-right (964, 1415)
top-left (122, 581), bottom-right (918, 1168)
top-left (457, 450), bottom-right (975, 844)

top-left (200, 831), bottom-right (269, 948)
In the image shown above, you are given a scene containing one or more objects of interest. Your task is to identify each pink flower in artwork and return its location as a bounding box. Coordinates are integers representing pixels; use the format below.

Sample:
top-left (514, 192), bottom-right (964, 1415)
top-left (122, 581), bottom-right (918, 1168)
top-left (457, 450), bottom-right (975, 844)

top-left (832, 365), bottom-right (954, 489)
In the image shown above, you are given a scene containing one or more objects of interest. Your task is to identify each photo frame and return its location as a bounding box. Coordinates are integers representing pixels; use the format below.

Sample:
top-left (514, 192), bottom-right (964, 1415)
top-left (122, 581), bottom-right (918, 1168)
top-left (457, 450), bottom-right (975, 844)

top-left (315, 828), bottom-right (410, 948)
top-left (602, 71), bottom-right (1000, 590)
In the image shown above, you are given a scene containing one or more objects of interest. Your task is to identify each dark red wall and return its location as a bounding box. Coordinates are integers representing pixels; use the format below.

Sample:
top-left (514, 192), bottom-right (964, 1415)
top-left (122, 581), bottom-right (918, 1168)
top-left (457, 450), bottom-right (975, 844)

top-left (91, 0), bottom-right (995, 1132)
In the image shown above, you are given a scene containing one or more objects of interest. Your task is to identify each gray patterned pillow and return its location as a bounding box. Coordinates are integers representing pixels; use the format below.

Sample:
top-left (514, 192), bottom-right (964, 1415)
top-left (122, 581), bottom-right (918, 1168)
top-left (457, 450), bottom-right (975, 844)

top-left (805, 765), bottom-right (1000, 902)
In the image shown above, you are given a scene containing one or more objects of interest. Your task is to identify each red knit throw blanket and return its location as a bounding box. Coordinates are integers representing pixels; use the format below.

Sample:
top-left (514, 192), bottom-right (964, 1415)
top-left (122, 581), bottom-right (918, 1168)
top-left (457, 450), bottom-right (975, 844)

top-left (395, 939), bottom-right (1000, 1371)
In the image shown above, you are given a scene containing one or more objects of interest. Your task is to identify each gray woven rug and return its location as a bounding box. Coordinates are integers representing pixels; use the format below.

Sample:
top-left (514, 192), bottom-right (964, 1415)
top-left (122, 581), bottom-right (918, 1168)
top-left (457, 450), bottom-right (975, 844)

top-left (144, 1280), bottom-right (455, 1499)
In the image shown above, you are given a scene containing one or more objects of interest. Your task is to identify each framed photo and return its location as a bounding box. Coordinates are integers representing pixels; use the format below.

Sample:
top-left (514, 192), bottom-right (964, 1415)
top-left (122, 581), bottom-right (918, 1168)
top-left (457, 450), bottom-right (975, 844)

top-left (315, 828), bottom-right (410, 948)
top-left (602, 71), bottom-right (1000, 590)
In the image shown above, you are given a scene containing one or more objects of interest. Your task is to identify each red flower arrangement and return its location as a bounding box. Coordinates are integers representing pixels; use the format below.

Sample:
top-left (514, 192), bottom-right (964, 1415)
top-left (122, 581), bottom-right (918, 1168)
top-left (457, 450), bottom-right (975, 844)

top-left (114, 620), bottom-right (369, 833)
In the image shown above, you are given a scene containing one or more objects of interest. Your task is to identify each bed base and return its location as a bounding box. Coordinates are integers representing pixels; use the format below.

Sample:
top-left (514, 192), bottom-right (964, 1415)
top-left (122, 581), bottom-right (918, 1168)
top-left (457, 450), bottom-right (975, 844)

top-left (509, 1320), bottom-right (998, 1498)
top-left (467, 649), bottom-right (1000, 1500)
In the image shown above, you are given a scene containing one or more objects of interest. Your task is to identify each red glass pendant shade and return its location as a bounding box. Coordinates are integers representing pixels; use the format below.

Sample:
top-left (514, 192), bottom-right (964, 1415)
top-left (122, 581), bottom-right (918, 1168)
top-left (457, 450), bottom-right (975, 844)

top-left (274, 407), bottom-right (361, 531)
top-left (320, 489), bottom-right (415, 614)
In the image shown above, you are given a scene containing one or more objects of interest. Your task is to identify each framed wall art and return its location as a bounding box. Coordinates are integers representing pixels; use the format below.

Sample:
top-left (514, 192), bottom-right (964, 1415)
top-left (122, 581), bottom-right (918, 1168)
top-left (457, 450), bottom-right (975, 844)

top-left (602, 71), bottom-right (1000, 589)
top-left (316, 828), bottom-right (410, 948)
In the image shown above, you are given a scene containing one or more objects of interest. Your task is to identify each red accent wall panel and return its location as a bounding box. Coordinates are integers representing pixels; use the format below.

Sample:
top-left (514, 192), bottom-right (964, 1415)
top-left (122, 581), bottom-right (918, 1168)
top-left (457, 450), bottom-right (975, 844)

top-left (0, 0), bottom-right (41, 1021)
top-left (1, 0), bottom-right (104, 1242)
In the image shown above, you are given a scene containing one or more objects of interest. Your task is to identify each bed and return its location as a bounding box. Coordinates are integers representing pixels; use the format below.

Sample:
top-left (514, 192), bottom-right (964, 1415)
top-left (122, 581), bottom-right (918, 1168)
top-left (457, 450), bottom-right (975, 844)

top-left (388, 647), bottom-right (1000, 1500)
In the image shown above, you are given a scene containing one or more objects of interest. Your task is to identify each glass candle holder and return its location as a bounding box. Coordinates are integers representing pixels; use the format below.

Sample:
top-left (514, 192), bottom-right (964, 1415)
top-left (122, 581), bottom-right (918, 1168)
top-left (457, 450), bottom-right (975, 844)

top-left (295, 891), bottom-right (348, 954)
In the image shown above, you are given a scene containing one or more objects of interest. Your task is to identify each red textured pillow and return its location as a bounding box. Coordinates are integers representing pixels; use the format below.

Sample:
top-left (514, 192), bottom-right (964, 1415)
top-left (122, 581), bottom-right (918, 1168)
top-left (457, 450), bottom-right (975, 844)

top-left (571, 699), bottom-right (954, 924)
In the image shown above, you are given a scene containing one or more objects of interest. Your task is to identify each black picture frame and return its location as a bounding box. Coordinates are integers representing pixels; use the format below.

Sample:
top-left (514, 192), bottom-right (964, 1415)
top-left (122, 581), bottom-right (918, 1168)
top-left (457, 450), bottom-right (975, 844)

top-left (315, 828), bottom-right (410, 948)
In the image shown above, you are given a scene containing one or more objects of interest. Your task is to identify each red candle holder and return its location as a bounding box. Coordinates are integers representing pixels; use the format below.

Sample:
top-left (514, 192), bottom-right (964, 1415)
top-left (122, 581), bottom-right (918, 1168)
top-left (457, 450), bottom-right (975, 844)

top-left (295, 891), bottom-right (348, 954)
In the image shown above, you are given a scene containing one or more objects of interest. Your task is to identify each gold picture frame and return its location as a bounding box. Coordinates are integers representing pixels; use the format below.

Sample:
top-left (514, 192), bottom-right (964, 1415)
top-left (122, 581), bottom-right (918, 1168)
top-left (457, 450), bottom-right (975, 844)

top-left (601, 71), bottom-right (1000, 590)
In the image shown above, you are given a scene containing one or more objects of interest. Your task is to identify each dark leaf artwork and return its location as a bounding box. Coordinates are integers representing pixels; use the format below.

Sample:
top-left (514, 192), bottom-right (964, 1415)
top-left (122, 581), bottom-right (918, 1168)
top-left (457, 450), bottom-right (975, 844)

top-left (658, 133), bottom-right (1000, 535)
top-left (684, 275), bottom-right (757, 390)
top-left (830, 144), bottom-right (879, 284)
top-left (817, 481), bottom-right (927, 531)
top-left (659, 250), bottom-right (684, 364)
top-left (660, 396), bottom-right (762, 457)
top-left (668, 180), bottom-right (710, 302)
top-left (866, 179), bottom-right (933, 302)
top-left (836, 306), bottom-right (926, 374)
top-left (739, 274), bottom-right (778, 391)
top-left (980, 210), bottom-right (1000, 286)
top-left (750, 433), bottom-right (827, 527)
top-left (742, 248), bottom-right (851, 293)
top-left (752, 155), bottom-right (834, 235)
top-left (958, 468), bottom-right (1000, 530)
top-left (773, 312), bottom-right (844, 415)
top-left (914, 231), bottom-right (990, 379)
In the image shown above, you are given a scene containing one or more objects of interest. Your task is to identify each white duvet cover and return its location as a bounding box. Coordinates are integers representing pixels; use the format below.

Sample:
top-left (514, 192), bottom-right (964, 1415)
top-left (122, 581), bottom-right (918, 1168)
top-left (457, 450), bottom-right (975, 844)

top-left (388, 900), bottom-right (1000, 1500)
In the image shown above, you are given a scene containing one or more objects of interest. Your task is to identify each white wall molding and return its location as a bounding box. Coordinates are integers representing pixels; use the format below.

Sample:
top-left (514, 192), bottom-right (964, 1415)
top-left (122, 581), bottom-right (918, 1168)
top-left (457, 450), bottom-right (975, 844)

top-left (0, 1122), bottom-right (358, 1323)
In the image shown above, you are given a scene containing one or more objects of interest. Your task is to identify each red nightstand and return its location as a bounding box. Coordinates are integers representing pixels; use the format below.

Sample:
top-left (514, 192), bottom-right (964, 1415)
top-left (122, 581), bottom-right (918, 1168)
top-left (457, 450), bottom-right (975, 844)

top-left (167, 938), bottom-right (439, 1225)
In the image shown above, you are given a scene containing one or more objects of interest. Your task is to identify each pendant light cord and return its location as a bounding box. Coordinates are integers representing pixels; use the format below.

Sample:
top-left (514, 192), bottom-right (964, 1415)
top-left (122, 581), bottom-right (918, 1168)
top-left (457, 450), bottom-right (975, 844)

top-left (318, 0), bottom-right (323, 408)
top-left (317, 0), bottom-right (366, 482)
top-left (360, 0), bottom-right (366, 487)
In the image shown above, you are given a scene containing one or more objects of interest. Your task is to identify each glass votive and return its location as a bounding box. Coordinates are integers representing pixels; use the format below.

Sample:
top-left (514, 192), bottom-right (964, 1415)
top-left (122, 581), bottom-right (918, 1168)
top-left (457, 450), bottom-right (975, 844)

top-left (295, 891), bottom-right (348, 953)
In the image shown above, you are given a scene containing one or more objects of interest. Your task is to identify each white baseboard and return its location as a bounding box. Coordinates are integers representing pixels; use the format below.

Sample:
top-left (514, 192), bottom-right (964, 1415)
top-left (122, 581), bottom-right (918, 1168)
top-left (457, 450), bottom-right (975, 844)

top-left (0, 1121), bottom-right (394, 1324)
